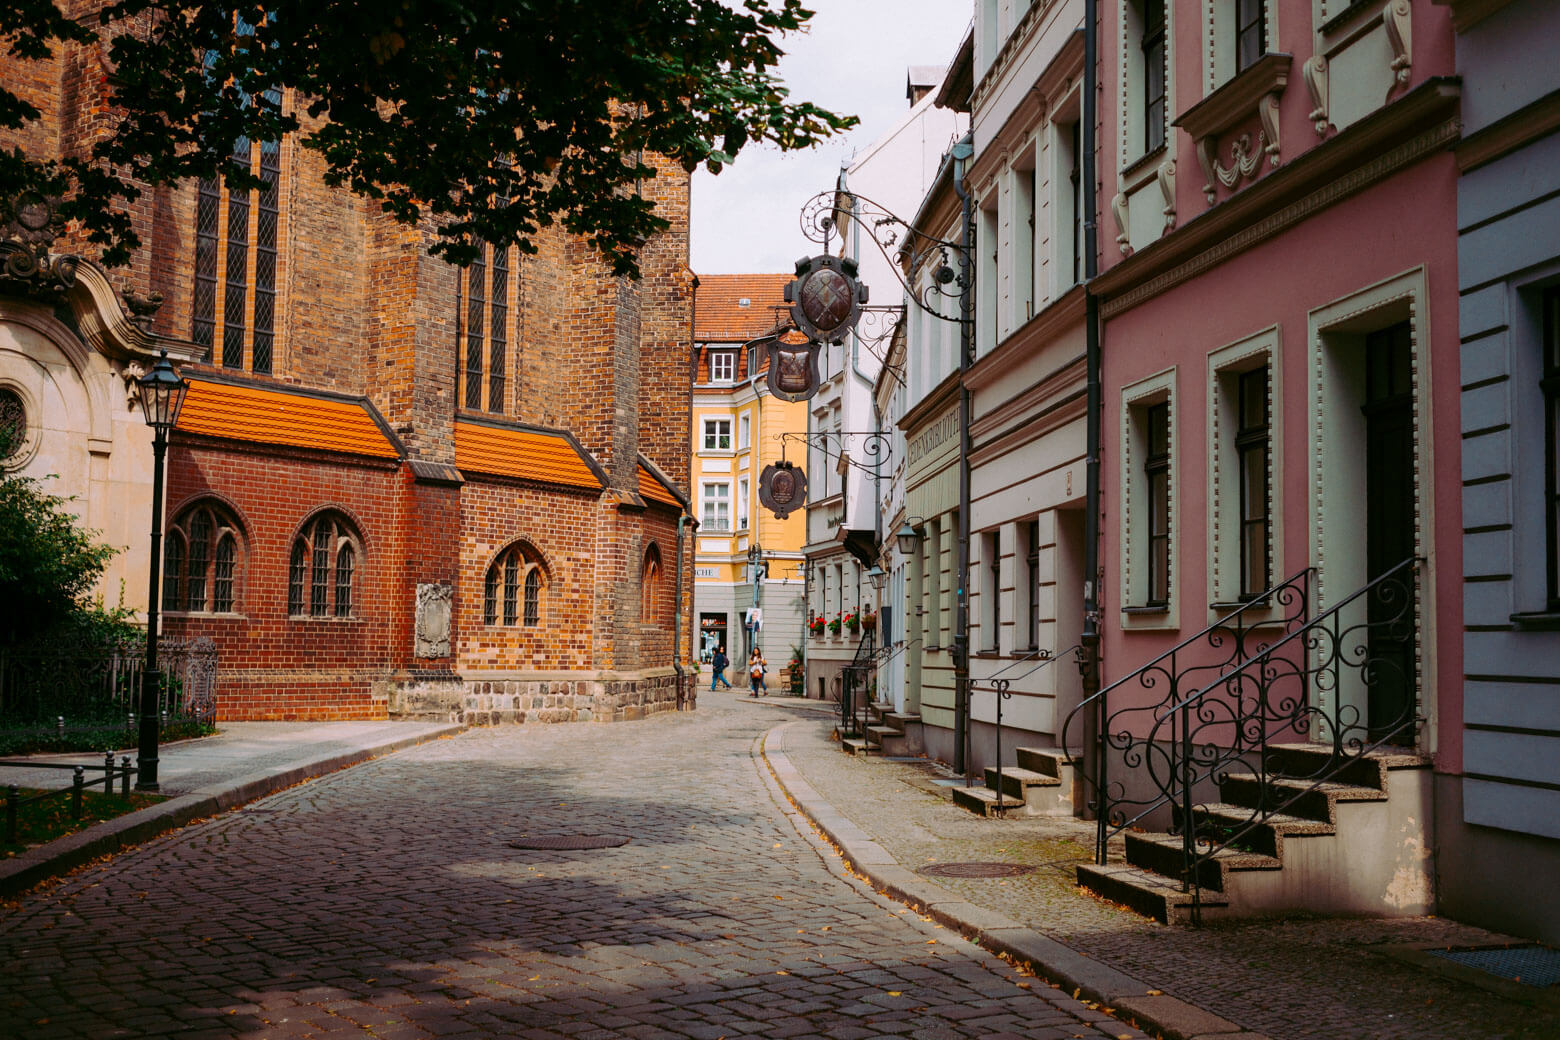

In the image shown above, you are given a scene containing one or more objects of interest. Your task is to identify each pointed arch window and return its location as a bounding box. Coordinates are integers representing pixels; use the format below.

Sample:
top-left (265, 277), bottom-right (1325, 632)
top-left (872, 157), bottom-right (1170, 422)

top-left (641, 545), bottom-right (663, 623)
top-left (484, 542), bottom-right (546, 627)
top-left (164, 504), bottom-right (245, 614)
top-left (288, 512), bottom-right (362, 618)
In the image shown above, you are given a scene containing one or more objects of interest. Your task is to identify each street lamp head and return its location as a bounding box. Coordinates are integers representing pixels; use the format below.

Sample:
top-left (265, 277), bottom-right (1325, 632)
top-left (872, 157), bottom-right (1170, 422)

top-left (796, 560), bottom-right (809, 580)
top-left (896, 520), bottom-right (923, 556)
top-left (138, 351), bottom-right (188, 433)
top-left (866, 565), bottom-right (886, 591)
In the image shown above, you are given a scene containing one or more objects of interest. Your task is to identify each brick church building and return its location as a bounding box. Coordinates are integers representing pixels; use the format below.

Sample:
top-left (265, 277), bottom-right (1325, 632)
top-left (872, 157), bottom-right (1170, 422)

top-left (0, 25), bottom-right (695, 722)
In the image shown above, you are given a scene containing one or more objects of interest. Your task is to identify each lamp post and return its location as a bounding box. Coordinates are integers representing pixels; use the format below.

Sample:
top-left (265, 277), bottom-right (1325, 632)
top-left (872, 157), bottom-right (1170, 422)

top-left (796, 560), bottom-right (811, 697)
top-left (136, 351), bottom-right (188, 791)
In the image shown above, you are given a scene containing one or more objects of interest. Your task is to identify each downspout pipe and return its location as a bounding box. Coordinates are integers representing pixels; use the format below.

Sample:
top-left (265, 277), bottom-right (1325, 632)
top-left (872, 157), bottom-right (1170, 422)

top-left (952, 133), bottom-right (974, 778)
top-left (675, 512), bottom-right (689, 709)
top-left (1081, 0), bottom-right (1105, 849)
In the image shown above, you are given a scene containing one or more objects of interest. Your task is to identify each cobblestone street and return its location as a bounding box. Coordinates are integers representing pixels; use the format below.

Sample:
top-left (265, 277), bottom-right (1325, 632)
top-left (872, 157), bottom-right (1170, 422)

top-left (0, 700), bottom-right (1146, 1040)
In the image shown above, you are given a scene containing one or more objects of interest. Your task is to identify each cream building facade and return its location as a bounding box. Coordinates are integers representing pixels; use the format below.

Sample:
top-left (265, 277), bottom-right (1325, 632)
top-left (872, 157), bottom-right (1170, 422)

top-left (691, 276), bottom-right (808, 685)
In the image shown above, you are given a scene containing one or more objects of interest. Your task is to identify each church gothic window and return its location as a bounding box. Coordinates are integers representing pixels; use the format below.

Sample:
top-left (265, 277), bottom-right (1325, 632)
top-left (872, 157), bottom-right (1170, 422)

top-left (288, 512), bottom-right (360, 618)
top-left (164, 503), bottom-right (244, 614)
top-left (484, 542), bottom-right (546, 627)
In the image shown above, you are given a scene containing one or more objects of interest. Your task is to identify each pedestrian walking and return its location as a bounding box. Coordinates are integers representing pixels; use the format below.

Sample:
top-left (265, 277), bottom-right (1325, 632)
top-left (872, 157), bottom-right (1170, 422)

top-left (749, 648), bottom-right (768, 697)
top-left (710, 646), bottom-right (732, 690)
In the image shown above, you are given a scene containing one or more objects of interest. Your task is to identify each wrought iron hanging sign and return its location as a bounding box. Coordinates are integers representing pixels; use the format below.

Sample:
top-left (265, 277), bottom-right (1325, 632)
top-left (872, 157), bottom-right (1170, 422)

top-left (758, 460), bottom-right (807, 520)
top-left (763, 328), bottom-right (822, 403)
top-left (785, 254), bottom-right (867, 344)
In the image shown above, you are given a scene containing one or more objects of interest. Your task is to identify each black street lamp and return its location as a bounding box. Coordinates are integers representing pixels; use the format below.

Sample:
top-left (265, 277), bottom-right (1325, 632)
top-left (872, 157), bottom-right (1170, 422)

top-left (136, 351), bottom-right (188, 791)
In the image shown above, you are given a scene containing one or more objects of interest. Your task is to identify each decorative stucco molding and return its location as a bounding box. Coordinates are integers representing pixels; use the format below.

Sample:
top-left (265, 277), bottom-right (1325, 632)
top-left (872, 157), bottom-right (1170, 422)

top-left (1385, 0), bottom-right (1412, 89)
top-left (1112, 192), bottom-right (1132, 256)
top-left (1175, 52), bottom-right (1293, 205)
top-left (1304, 56), bottom-right (1330, 136)
top-left (1158, 160), bottom-right (1178, 232)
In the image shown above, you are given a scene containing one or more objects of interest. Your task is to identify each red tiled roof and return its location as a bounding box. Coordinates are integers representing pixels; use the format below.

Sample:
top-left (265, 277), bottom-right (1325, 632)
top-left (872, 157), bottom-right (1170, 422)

top-left (694, 273), bottom-right (791, 341)
top-left (175, 379), bottom-right (399, 459)
top-left (638, 463), bottom-right (682, 508)
top-left (455, 422), bottom-right (604, 490)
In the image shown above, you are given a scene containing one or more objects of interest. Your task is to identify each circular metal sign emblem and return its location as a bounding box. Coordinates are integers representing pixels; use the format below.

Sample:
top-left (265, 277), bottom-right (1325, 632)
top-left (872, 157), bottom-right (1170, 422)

top-left (759, 461), bottom-right (807, 520)
top-left (916, 861), bottom-right (1036, 878)
top-left (786, 254), bottom-right (866, 344)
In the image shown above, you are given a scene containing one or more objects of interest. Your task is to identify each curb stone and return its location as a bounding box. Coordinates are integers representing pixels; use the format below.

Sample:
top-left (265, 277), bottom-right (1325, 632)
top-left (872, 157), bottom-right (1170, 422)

top-left (0, 722), bottom-right (464, 898)
top-left (761, 718), bottom-right (1273, 1040)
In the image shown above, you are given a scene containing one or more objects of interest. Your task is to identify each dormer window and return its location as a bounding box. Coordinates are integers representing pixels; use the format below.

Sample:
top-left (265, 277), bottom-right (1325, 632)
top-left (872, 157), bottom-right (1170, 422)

top-left (711, 351), bottom-right (736, 383)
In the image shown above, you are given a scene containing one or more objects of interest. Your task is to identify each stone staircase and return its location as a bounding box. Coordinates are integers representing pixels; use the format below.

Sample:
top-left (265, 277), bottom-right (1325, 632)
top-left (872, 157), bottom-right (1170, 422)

top-left (838, 700), bottom-right (924, 757)
top-left (950, 747), bottom-right (1080, 818)
top-left (1077, 743), bottom-right (1434, 924)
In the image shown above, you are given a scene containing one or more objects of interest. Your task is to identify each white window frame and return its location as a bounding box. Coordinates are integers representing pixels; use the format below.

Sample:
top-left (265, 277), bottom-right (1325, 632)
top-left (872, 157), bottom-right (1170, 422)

top-left (736, 475), bottom-right (750, 532)
top-left (738, 412), bottom-right (751, 450)
top-left (702, 418), bottom-right (732, 453)
top-left (710, 350), bottom-right (736, 383)
top-left (700, 481), bottom-right (731, 532)
top-left (1120, 366), bottom-right (1179, 630)
top-left (1207, 327), bottom-right (1284, 619)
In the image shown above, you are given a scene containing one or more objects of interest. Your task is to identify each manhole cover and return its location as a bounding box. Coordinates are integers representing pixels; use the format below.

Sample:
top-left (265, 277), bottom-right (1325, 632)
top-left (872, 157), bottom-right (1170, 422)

top-left (507, 834), bottom-right (631, 851)
top-left (1429, 945), bottom-right (1560, 988)
top-left (917, 861), bottom-right (1035, 878)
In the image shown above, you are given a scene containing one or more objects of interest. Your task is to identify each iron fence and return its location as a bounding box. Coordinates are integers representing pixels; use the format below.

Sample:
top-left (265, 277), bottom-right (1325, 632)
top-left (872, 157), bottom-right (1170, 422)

top-left (0, 637), bottom-right (218, 733)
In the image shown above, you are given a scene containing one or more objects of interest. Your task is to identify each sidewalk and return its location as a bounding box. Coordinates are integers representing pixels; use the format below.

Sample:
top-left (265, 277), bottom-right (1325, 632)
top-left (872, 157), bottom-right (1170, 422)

top-left (0, 719), bottom-right (462, 897)
top-left (750, 698), bottom-right (1560, 1040)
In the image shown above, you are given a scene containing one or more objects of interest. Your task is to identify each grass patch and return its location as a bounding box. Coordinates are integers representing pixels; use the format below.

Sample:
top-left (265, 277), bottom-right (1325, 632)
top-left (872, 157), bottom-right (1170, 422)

top-left (2, 786), bottom-right (167, 857)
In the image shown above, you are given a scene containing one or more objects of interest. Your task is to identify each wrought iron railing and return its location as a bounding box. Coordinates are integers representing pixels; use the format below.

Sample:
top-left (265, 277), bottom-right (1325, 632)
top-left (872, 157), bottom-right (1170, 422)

top-left (970, 645), bottom-right (1084, 815)
top-left (839, 627), bottom-right (877, 737)
top-left (0, 637), bottom-right (218, 733)
top-left (1061, 568), bottom-right (1315, 860)
top-left (1151, 556), bottom-right (1423, 922)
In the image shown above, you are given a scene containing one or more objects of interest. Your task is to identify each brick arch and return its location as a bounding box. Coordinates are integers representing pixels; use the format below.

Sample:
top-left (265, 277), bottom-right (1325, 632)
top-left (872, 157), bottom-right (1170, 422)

top-left (169, 491), bottom-right (252, 544)
top-left (287, 503), bottom-right (371, 553)
top-left (480, 536), bottom-right (555, 583)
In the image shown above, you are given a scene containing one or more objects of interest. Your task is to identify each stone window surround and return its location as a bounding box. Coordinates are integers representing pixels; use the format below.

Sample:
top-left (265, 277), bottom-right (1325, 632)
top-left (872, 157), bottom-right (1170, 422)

top-left (1306, 265), bottom-right (1437, 752)
top-left (1206, 325), bottom-right (1285, 622)
top-left (1204, 0), bottom-right (1278, 93)
top-left (1118, 0), bottom-right (1176, 180)
top-left (1120, 366), bottom-right (1179, 630)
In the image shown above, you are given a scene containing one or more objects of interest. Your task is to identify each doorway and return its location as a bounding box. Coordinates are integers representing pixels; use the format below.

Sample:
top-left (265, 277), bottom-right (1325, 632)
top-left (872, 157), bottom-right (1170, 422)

top-left (1362, 323), bottom-right (1417, 744)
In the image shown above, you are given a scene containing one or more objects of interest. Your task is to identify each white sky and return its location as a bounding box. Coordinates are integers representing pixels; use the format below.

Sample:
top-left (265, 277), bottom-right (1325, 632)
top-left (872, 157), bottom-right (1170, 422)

top-left (689, 1), bottom-right (974, 276)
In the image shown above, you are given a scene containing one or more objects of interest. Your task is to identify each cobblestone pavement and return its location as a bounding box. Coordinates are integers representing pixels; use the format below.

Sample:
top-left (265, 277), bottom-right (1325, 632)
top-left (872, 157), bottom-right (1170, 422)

top-left (0, 697), bottom-right (1148, 1040)
top-left (769, 701), bottom-right (1560, 1040)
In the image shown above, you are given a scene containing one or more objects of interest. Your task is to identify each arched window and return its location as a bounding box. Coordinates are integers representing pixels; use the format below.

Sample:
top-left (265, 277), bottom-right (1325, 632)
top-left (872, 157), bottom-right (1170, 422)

top-left (288, 512), bottom-right (361, 618)
top-left (641, 544), bottom-right (663, 623)
top-left (484, 542), bottom-right (545, 627)
top-left (164, 504), bottom-right (244, 614)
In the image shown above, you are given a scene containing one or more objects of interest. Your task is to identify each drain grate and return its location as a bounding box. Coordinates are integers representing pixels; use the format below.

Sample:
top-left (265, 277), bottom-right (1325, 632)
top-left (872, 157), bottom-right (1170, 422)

top-left (1428, 945), bottom-right (1560, 988)
top-left (508, 834), bottom-right (631, 851)
top-left (917, 861), bottom-right (1036, 878)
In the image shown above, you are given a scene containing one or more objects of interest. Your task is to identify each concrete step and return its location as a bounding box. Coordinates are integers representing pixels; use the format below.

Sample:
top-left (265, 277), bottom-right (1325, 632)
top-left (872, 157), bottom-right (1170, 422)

top-left (982, 765), bottom-right (1060, 801)
top-left (1220, 772), bottom-right (1386, 824)
top-left (1124, 831), bottom-right (1281, 893)
top-left (864, 725), bottom-right (898, 746)
top-left (881, 711), bottom-right (921, 734)
top-left (840, 738), bottom-right (878, 756)
top-left (1263, 742), bottom-right (1430, 790)
top-left (950, 784), bottom-right (1025, 817)
top-left (1014, 746), bottom-right (1074, 779)
top-left (1184, 801), bottom-right (1335, 858)
top-left (1077, 862), bottom-right (1228, 925)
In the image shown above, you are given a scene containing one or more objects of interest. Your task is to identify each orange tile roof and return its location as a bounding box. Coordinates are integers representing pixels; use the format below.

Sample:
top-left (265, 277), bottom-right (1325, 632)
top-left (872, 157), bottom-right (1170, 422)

top-left (175, 379), bottom-right (400, 459)
top-left (455, 421), bottom-right (604, 490)
top-left (638, 463), bottom-right (683, 508)
top-left (695, 273), bottom-right (792, 341)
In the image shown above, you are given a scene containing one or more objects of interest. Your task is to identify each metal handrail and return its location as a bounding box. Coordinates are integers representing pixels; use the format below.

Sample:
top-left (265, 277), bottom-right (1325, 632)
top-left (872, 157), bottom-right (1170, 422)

top-left (970, 645), bottom-right (1084, 814)
top-left (1060, 567), bottom-right (1315, 862)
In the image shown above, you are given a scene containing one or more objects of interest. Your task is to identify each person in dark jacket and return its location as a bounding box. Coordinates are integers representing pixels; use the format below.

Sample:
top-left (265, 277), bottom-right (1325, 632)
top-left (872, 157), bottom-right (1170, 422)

top-left (710, 646), bottom-right (732, 690)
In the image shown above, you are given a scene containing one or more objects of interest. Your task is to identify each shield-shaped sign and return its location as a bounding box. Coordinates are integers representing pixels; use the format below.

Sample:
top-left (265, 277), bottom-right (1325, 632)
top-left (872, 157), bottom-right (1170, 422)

top-left (759, 461), bottom-right (807, 520)
top-left (785, 254), bottom-right (867, 344)
top-left (764, 329), bottom-right (822, 403)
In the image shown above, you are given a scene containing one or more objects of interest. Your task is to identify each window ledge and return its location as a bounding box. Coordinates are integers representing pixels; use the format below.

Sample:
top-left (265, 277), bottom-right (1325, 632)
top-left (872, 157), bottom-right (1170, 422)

top-left (1510, 611), bottom-right (1560, 631)
top-left (1122, 604), bottom-right (1171, 616)
top-left (1210, 597), bottom-right (1270, 611)
top-left (1173, 52), bottom-right (1293, 205)
top-left (288, 615), bottom-right (364, 623)
top-left (1119, 144), bottom-right (1170, 190)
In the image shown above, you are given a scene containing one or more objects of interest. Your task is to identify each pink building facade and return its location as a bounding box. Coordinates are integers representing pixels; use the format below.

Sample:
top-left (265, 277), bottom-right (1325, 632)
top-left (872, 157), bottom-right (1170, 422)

top-left (1081, 0), bottom-right (1466, 921)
